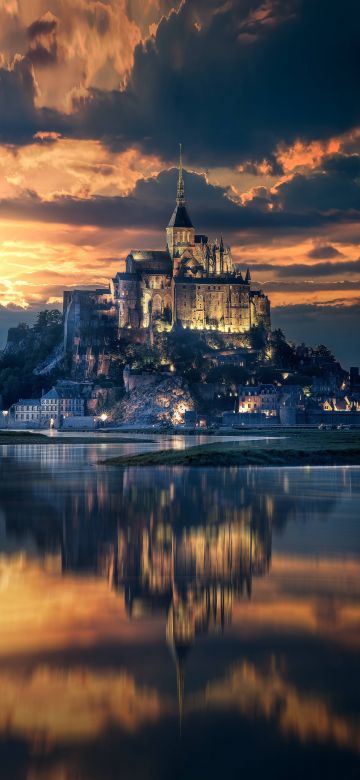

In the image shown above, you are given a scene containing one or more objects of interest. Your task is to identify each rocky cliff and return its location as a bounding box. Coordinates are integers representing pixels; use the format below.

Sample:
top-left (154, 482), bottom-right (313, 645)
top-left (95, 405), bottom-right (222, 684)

top-left (110, 375), bottom-right (196, 426)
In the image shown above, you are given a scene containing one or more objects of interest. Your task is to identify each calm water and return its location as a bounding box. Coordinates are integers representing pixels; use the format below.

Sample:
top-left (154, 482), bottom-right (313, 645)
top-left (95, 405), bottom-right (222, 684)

top-left (0, 436), bottom-right (359, 780)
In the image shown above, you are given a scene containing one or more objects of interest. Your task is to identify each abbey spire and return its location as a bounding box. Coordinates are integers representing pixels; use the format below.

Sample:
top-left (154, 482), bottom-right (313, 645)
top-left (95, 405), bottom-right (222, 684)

top-left (166, 144), bottom-right (195, 261)
top-left (177, 143), bottom-right (186, 205)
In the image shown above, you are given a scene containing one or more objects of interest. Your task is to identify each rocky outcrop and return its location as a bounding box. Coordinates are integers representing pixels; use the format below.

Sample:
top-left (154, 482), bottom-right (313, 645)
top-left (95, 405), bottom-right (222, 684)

top-left (111, 375), bottom-right (196, 426)
top-left (33, 343), bottom-right (65, 375)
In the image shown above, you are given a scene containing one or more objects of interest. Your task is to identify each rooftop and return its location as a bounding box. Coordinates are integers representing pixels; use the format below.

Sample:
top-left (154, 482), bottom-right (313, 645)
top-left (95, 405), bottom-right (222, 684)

top-left (167, 204), bottom-right (194, 229)
top-left (127, 250), bottom-right (172, 273)
top-left (42, 387), bottom-right (84, 400)
top-left (17, 399), bottom-right (40, 406)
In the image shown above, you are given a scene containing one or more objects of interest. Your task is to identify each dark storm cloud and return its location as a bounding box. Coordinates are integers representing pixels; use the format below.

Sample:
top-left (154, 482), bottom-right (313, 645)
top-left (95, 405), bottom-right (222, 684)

top-left (280, 258), bottom-right (360, 277)
top-left (241, 258), bottom-right (360, 277)
top-left (0, 59), bottom-right (66, 143)
top-left (277, 155), bottom-right (360, 212)
top-left (0, 0), bottom-right (359, 168)
top-left (26, 15), bottom-right (59, 67)
top-left (1, 169), bottom-right (359, 234)
top-left (262, 280), bottom-right (360, 292)
top-left (0, 59), bottom-right (38, 142)
top-left (307, 245), bottom-right (343, 259)
top-left (323, 153), bottom-right (360, 178)
top-left (27, 17), bottom-right (58, 40)
top-left (76, 0), bottom-right (360, 166)
top-left (272, 302), bottom-right (360, 367)
top-left (27, 42), bottom-right (58, 67)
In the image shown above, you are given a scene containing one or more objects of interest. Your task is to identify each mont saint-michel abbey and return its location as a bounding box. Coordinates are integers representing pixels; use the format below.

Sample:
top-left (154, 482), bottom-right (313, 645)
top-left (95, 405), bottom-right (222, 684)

top-left (64, 151), bottom-right (270, 355)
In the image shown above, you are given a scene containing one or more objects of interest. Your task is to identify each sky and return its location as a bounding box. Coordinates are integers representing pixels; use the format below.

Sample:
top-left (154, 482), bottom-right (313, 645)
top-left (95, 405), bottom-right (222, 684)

top-left (0, 0), bottom-right (359, 366)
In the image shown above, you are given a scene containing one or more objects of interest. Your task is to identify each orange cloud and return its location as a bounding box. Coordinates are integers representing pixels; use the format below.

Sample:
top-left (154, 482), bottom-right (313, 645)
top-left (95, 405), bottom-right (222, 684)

top-left (192, 661), bottom-right (360, 753)
top-left (0, 218), bottom-right (165, 309)
top-left (0, 139), bottom-right (163, 200)
top-left (276, 128), bottom-right (360, 173)
top-left (0, 139), bottom-right (164, 309)
top-left (0, 555), bottom-right (166, 657)
top-left (0, 1), bottom-right (139, 112)
top-left (0, 552), bottom-right (358, 753)
top-left (0, 668), bottom-right (166, 742)
top-left (0, 0), bottom-right (182, 113)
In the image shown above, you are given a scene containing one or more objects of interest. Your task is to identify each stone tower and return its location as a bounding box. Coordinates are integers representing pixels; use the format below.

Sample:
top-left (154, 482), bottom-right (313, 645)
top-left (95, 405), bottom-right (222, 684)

top-left (166, 144), bottom-right (195, 269)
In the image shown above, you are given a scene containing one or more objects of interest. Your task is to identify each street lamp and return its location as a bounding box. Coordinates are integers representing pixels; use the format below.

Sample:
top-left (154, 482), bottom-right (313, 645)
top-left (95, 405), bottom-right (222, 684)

top-left (100, 413), bottom-right (108, 423)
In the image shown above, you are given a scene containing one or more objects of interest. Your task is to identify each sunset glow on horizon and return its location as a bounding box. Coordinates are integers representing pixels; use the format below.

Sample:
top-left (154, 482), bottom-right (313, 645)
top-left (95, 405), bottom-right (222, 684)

top-left (0, 0), bottom-right (359, 363)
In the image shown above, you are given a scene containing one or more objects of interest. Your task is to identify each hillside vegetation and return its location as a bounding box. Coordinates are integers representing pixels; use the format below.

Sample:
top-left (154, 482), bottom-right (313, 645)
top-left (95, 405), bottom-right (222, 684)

top-left (0, 310), bottom-right (66, 408)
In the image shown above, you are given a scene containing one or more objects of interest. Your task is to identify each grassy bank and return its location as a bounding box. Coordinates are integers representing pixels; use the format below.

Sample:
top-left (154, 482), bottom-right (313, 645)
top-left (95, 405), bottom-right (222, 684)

top-left (101, 430), bottom-right (360, 468)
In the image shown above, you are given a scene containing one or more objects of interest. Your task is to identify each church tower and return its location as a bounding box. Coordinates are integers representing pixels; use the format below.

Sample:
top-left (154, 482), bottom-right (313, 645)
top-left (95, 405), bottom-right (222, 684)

top-left (166, 145), bottom-right (195, 268)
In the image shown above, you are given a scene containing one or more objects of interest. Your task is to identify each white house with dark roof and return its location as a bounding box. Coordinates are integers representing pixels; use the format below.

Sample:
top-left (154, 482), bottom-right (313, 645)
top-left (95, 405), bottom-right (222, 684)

top-left (12, 399), bottom-right (41, 425)
top-left (41, 387), bottom-right (85, 427)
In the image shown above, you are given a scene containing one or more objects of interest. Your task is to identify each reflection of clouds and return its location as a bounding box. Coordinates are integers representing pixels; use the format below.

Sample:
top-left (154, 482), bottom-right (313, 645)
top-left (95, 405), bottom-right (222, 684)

top-left (0, 553), bottom-right (359, 766)
top-left (0, 559), bottom-right (163, 657)
top-left (231, 555), bottom-right (360, 650)
top-left (0, 667), bottom-right (166, 742)
top-left (190, 661), bottom-right (360, 754)
top-left (0, 454), bottom-right (359, 656)
top-left (0, 552), bottom-right (359, 658)
top-left (0, 658), bottom-right (358, 757)
top-left (0, 451), bottom-right (359, 774)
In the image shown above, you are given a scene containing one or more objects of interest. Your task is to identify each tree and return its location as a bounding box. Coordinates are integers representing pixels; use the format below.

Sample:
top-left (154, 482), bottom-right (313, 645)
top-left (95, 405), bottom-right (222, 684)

top-left (313, 344), bottom-right (336, 364)
top-left (0, 309), bottom-right (65, 407)
top-left (246, 324), bottom-right (267, 352)
top-left (34, 310), bottom-right (63, 330)
top-left (269, 329), bottom-right (296, 369)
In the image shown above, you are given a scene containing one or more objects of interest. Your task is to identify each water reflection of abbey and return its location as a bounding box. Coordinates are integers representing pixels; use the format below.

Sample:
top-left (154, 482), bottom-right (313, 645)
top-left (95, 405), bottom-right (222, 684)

top-left (112, 501), bottom-right (270, 629)
top-left (62, 466), bottom-right (272, 646)
top-left (2, 450), bottom-right (351, 654)
top-left (0, 452), bottom-right (349, 726)
top-left (112, 504), bottom-right (271, 715)
top-left (1, 454), bottom-right (272, 645)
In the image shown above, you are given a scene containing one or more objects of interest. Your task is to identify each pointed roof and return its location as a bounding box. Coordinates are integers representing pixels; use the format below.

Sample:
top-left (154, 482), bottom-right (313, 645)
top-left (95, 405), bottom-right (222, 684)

top-left (168, 144), bottom-right (194, 229)
top-left (168, 205), bottom-right (193, 228)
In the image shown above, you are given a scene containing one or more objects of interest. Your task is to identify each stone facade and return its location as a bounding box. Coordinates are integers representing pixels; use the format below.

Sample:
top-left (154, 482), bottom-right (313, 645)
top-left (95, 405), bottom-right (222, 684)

top-left (12, 399), bottom-right (41, 425)
top-left (41, 387), bottom-right (85, 427)
top-left (64, 151), bottom-right (270, 354)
